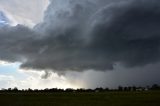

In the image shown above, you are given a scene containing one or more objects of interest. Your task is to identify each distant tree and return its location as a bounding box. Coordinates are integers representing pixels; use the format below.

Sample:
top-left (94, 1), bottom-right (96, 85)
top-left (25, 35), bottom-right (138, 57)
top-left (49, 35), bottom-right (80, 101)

top-left (151, 84), bottom-right (160, 90)
top-left (128, 86), bottom-right (132, 91)
top-left (77, 88), bottom-right (85, 92)
top-left (124, 87), bottom-right (128, 91)
top-left (34, 89), bottom-right (39, 92)
top-left (95, 87), bottom-right (104, 92)
top-left (13, 87), bottom-right (18, 92)
top-left (50, 88), bottom-right (58, 92)
top-left (104, 88), bottom-right (109, 91)
top-left (131, 86), bottom-right (136, 91)
top-left (86, 89), bottom-right (94, 92)
top-left (28, 88), bottom-right (33, 92)
top-left (8, 88), bottom-right (12, 91)
top-left (65, 88), bottom-right (74, 92)
top-left (118, 86), bottom-right (123, 91)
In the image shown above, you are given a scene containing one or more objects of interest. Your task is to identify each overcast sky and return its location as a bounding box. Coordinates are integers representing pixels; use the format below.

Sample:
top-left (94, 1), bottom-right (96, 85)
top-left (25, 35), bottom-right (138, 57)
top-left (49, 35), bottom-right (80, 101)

top-left (0, 0), bottom-right (160, 89)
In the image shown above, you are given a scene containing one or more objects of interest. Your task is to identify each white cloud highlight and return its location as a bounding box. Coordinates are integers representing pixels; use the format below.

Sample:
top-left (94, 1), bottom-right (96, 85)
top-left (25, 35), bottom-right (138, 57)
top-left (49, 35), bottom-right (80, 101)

top-left (0, 0), bottom-right (49, 27)
top-left (0, 68), bottom-right (81, 89)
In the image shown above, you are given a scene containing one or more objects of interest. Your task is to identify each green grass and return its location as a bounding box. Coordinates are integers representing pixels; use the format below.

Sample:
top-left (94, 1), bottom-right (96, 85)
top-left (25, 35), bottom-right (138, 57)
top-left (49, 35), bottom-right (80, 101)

top-left (0, 91), bottom-right (160, 106)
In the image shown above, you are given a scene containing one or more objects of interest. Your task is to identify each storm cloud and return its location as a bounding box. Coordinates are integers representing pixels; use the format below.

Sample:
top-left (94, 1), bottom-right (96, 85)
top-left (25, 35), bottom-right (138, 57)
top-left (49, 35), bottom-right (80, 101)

top-left (0, 0), bottom-right (160, 72)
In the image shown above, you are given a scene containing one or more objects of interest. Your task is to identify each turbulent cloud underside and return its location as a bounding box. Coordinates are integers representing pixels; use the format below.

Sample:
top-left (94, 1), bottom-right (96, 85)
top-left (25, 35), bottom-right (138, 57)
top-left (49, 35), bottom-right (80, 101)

top-left (0, 0), bottom-right (160, 72)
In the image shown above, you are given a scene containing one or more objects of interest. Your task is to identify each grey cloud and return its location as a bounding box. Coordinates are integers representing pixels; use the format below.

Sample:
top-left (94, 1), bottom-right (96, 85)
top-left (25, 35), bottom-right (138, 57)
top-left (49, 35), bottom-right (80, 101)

top-left (0, 0), bottom-right (160, 72)
top-left (41, 71), bottom-right (52, 79)
top-left (68, 63), bottom-right (160, 89)
top-left (89, 0), bottom-right (160, 68)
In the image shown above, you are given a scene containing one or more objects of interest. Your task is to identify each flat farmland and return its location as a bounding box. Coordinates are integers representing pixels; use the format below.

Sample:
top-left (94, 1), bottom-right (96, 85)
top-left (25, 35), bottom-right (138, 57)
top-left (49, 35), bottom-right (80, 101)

top-left (0, 91), bottom-right (160, 106)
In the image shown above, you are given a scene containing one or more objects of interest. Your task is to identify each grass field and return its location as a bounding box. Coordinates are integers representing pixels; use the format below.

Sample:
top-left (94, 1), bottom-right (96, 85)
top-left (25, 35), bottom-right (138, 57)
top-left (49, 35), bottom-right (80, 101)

top-left (0, 91), bottom-right (160, 106)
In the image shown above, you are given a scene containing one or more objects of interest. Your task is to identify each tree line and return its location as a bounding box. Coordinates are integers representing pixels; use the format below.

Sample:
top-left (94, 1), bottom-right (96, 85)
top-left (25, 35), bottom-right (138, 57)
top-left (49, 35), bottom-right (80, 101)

top-left (0, 84), bottom-right (160, 93)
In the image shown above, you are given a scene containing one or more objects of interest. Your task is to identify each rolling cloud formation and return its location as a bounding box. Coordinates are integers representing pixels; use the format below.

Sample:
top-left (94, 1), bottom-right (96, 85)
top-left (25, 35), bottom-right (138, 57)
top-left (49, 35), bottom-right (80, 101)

top-left (0, 0), bottom-right (160, 72)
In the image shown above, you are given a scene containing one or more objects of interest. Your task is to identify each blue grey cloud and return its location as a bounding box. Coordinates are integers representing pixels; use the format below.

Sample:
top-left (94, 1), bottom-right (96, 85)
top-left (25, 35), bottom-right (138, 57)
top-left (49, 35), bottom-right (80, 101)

top-left (0, 11), bottom-right (9, 26)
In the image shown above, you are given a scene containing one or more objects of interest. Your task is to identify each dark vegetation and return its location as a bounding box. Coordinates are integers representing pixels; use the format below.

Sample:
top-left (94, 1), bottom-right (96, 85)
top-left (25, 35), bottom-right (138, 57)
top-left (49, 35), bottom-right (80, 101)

top-left (1, 84), bottom-right (160, 93)
top-left (0, 84), bottom-right (160, 106)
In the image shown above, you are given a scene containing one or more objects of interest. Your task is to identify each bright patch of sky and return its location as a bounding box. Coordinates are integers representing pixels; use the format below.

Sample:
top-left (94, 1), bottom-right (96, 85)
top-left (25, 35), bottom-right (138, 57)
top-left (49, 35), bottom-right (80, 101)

top-left (0, 61), bottom-right (81, 89)
top-left (0, 0), bottom-right (49, 27)
top-left (0, 61), bottom-right (28, 79)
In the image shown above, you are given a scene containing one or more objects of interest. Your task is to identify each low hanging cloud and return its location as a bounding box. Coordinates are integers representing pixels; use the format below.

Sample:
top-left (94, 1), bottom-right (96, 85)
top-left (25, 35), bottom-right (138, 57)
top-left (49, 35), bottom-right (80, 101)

top-left (0, 0), bottom-right (160, 72)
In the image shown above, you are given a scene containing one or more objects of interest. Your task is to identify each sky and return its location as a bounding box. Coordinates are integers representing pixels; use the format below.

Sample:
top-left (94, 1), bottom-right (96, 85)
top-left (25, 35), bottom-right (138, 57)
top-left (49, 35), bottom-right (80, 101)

top-left (0, 0), bottom-right (160, 89)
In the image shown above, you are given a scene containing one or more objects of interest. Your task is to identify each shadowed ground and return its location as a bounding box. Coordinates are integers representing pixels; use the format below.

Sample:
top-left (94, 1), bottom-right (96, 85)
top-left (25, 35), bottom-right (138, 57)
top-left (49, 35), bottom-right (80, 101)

top-left (0, 91), bottom-right (160, 106)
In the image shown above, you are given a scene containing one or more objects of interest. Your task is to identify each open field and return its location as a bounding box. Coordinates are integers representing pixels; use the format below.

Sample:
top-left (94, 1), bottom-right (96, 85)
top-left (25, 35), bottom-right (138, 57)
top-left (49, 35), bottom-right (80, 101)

top-left (0, 91), bottom-right (160, 106)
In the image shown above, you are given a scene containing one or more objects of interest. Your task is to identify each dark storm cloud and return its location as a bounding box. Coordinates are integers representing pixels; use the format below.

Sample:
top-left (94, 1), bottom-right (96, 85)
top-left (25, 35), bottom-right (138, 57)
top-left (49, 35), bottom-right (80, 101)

top-left (89, 0), bottom-right (160, 68)
top-left (0, 0), bottom-right (160, 72)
